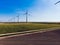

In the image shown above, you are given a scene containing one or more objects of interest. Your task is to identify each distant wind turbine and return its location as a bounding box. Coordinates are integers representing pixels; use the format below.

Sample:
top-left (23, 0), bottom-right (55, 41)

top-left (24, 10), bottom-right (30, 23)
top-left (17, 14), bottom-right (20, 23)
top-left (16, 9), bottom-right (20, 23)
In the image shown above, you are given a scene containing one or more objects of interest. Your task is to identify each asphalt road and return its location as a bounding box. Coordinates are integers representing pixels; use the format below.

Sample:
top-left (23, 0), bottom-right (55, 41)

top-left (0, 29), bottom-right (60, 45)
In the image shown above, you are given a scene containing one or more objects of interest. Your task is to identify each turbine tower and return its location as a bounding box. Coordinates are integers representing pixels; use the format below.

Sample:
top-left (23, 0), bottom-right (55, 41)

top-left (16, 9), bottom-right (20, 23)
top-left (17, 14), bottom-right (19, 23)
top-left (26, 10), bottom-right (28, 23)
top-left (25, 10), bottom-right (30, 23)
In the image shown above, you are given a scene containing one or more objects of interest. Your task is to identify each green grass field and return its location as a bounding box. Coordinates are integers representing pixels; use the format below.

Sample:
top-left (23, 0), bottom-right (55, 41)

top-left (0, 22), bottom-right (60, 34)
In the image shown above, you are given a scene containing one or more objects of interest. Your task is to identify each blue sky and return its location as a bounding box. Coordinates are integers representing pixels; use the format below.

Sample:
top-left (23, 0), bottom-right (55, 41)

top-left (0, 0), bottom-right (60, 22)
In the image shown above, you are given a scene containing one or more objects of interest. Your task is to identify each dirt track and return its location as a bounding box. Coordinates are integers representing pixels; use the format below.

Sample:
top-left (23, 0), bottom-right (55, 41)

top-left (0, 29), bottom-right (60, 45)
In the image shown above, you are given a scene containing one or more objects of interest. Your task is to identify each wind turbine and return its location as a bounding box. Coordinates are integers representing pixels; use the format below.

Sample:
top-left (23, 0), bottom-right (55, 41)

top-left (55, 1), bottom-right (60, 5)
top-left (25, 10), bottom-right (28, 23)
top-left (17, 14), bottom-right (20, 23)
top-left (8, 16), bottom-right (16, 23)
top-left (24, 10), bottom-right (30, 23)
top-left (16, 9), bottom-right (21, 23)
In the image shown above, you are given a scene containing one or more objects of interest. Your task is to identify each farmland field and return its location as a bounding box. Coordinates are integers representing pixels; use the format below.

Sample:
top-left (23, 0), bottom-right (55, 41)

top-left (0, 22), bottom-right (60, 34)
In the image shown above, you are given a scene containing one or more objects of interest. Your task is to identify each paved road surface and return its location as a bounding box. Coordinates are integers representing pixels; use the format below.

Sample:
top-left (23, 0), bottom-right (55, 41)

top-left (0, 29), bottom-right (60, 45)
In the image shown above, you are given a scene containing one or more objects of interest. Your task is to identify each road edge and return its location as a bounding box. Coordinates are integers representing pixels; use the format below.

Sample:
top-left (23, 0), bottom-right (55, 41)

top-left (0, 27), bottom-right (60, 39)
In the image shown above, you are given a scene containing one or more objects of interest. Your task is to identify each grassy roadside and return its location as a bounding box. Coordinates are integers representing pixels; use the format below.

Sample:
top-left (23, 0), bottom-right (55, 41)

top-left (0, 23), bottom-right (60, 34)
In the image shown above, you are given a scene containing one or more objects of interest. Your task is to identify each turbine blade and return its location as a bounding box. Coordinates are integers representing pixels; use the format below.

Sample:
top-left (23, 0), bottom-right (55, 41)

top-left (55, 1), bottom-right (60, 5)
